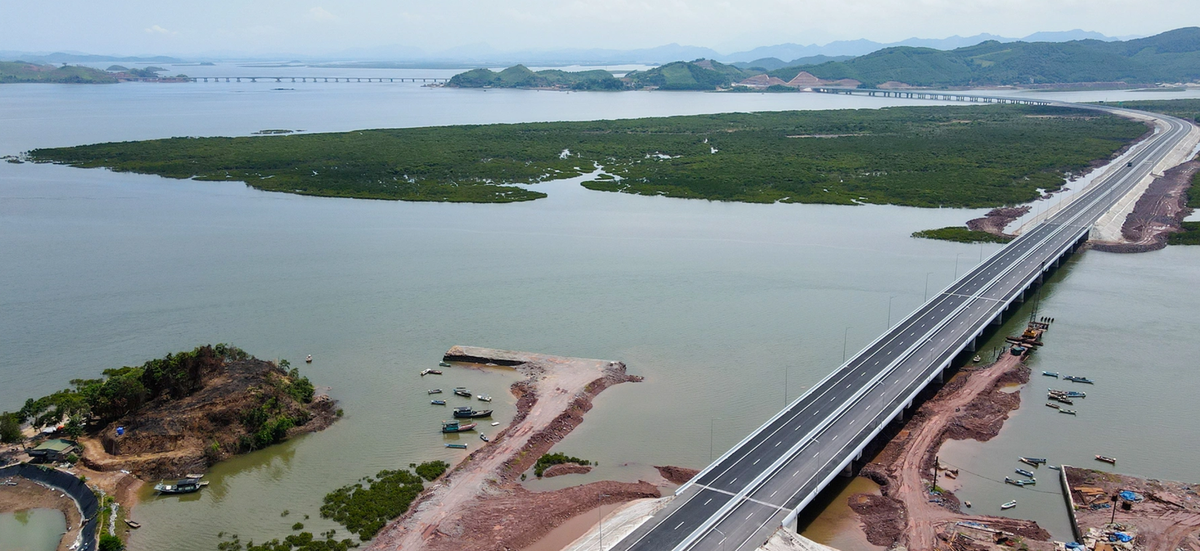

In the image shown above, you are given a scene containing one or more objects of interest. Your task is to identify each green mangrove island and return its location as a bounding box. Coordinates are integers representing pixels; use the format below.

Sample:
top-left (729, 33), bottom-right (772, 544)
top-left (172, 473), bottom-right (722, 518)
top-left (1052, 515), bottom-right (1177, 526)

top-left (29, 104), bottom-right (1147, 208)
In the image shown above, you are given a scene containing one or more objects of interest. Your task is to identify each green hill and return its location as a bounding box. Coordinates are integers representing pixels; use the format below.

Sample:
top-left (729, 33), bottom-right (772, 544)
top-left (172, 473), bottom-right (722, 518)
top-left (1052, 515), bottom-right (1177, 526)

top-left (767, 27), bottom-right (1200, 87)
top-left (447, 64), bottom-right (622, 90)
top-left (0, 61), bottom-right (117, 83)
top-left (623, 59), bottom-right (755, 90)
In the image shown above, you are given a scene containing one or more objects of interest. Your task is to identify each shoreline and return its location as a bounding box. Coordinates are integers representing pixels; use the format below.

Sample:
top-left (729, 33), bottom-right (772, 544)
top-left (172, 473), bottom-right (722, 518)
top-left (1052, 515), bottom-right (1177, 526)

top-left (367, 346), bottom-right (645, 551)
top-left (0, 477), bottom-right (84, 551)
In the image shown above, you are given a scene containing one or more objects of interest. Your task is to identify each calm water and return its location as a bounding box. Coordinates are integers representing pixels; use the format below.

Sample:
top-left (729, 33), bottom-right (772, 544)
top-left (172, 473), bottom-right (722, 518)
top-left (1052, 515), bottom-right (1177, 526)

top-left (0, 509), bottom-right (66, 551)
top-left (2, 75), bottom-right (1198, 549)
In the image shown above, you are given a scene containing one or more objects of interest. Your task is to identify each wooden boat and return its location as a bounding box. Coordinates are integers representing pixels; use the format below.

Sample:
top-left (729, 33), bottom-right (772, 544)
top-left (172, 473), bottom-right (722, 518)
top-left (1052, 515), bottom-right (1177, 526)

top-left (477, 395), bottom-right (492, 402)
top-left (305, 355), bottom-right (312, 364)
top-left (964, 501), bottom-right (971, 508)
top-left (185, 474), bottom-right (205, 479)
top-left (441, 420), bottom-right (477, 433)
top-left (491, 421), bottom-right (500, 426)
top-left (1018, 478), bottom-right (1036, 486)
top-left (1016, 469), bottom-right (1034, 478)
top-left (1059, 409), bottom-right (1077, 415)
top-left (445, 443), bottom-right (468, 449)
top-left (1019, 457), bottom-right (1046, 466)
top-left (973, 355), bottom-right (981, 363)
top-left (431, 400), bottom-right (446, 405)
top-left (1065, 391), bottom-right (1086, 398)
top-left (439, 362), bottom-right (451, 368)
top-left (1063, 375), bottom-right (1093, 384)
top-left (479, 434), bottom-right (490, 442)
top-left (1052, 396), bottom-right (1074, 405)
top-left (1042, 371), bottom-right (1059, 378)
top-left (1045, 403), bottom-right (1059, 409)
top-left (1095, 455), bottom-right (1117, 464)
top-left (428, 388), bottom-right (443, 394)
top-left (453, 387), bottom-right (471, 397)
top-left (1048, 465), bottom-right (1061, 471)
top-left (154, 479), bottom-right (202, 494)
top-left (124, 519), bottom-right (141, 529)
top-left (1001, 500), bottom-right (1017, 510)
top-left (453, 407), bottom-right (493, 419)
top-left (420, 369), bottom-right (443, 376)
top-left (1005, 477), bottom-right (1024, 486)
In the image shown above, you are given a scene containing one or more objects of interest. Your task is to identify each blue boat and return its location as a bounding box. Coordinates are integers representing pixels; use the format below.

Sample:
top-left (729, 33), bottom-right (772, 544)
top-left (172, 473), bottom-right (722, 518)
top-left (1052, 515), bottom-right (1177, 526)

top-left (445, 443), bottom-right (467, 449)
top-left (1063, 376), bottom-right (1094, 384)
top-left (1065, 391), bottom-right (1086, 398)
top-left (431, 399), bottom-right (446, 405)
top-left (1042, 371), bottom-right (1059, 378)
top-left (1019, 457), bottom-right (1047, 466)
top-left (1016, 468), bottom-right (1035, 478)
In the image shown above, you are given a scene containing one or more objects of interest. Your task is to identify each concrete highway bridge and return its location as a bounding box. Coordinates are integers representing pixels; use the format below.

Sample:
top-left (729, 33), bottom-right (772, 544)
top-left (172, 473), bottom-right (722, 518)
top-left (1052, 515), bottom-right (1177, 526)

top-left (189, 76), bottom-right (449, 83)
top-left (610, 105), bottom-right (1192, 551)
top-left (811, 86), bottom-right (1052, 105)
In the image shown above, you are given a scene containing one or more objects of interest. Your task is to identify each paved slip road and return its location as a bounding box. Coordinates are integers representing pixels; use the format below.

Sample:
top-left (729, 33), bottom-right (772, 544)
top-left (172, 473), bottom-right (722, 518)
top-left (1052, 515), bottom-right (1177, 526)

top-left (611, 107), bottom-right (1192, 551)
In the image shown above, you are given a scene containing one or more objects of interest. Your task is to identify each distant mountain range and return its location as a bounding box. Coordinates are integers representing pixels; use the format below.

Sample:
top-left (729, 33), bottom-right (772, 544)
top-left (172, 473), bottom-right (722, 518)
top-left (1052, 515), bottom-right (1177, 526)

top-left (0, 29), bottom-right (1137, 67)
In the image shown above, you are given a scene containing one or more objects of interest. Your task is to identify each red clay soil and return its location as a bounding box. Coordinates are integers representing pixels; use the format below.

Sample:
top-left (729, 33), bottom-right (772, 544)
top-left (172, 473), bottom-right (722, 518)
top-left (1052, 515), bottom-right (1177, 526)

top-left (1092, 159), bottom-right (1200, 253)
top-left (368, 350), bottom-right (643, 551)
top-left (967, 206), bottom-right (1031, 237)
top-left (848, 351), bottom-right (1052, 550)
top-left (1066, 466), bottom-right (1200, 551)
top-left (543, 463), bottom-right (593, 478)
top-left (655, 465), bottom-right (699, 486)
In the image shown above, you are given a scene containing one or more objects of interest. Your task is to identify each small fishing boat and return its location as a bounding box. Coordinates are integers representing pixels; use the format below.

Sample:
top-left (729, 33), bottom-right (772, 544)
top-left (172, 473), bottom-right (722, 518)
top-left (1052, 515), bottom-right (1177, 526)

top-left (479, 434), bottom-right (490, 442)
top-left (477, 395), bottom-right (492, 402)
top-left (1095, 455), bottom-right (1117, 464)
top-left (1059, 409), bottom-right (1077, 415)
top-left (1046, 403), bottom-right (1060, 409)
top-left (1065, 391), bottom-right (1086, 398)
top-left (154, 479), bottom-right (203, 495)
top-left (1016, 468), bottom-right (1034, 478)
top-left (1017, 478), bottom-right (1036, 486)
top-left (1063, 375), bottom-right (1093, 384)
top-left (944, 470), bottom-right (957, 479)
top-left (185, 474), bottom-right (205, 480)
top-left (964, 501), bottom-right (971, 508)
top-left (490, 421), bottom-right (500, 426)
top-left (453, 387), bottom-right (471, 397)
top-left (1042, 371), bottom-right (1059, 378)
top-left (428, 389), bottom-right (443, 395)
top-left (305, 355), bottom-right (312, 364)
top-left (439, 361), bottom-right (451, 368)
top-left (1019, 457), bottom-right (1046, 466)
top-left (441, 420), bottom-right (477, 433)
top-left (445, 443), bottom-right (468, 449)
top-left (1052, 396), bottom-right (1074, 405)
top-left (420, 369), bottom-right (443, 376)
top-left (973, 355), bottom-right (981, 363)
top-left (431, 400), bottom-right (446, 405)
top-left (453, 407), bottom-right (493, 419)
top-left (124, 519), bottom-right (141, 529)
top-left (1005, 477), bottom-right (1025, 486)
top-left (1048, 465), bottom-right (1061, 471)
top-left (1001, 500), bottom-right (1017, 510)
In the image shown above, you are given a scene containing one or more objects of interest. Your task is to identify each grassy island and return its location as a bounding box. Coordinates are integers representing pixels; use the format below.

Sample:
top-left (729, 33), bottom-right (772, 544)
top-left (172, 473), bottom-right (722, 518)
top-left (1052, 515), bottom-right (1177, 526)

top-left (0, 61), bottom-right (118, 83)
top-left (28, 105), bottom-right (1146, 207)
top-left (912, 226), bottom-right (1015, 243)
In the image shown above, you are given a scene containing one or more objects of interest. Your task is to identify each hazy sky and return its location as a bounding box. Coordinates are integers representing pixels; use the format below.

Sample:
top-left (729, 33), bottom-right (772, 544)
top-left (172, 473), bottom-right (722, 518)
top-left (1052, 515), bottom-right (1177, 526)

top-left (4, 0), bottom-right (1198, 56)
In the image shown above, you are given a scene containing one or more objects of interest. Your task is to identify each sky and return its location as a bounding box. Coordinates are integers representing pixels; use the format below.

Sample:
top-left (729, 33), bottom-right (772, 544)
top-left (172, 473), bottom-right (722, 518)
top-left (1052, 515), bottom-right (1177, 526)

top-left (3, 0), bottom-right (1198, 57)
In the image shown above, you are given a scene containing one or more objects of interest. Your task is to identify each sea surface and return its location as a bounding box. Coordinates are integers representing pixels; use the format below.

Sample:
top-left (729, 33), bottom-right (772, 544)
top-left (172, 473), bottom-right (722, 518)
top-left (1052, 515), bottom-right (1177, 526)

top-left (2, 69), bottom-right (1199, 550)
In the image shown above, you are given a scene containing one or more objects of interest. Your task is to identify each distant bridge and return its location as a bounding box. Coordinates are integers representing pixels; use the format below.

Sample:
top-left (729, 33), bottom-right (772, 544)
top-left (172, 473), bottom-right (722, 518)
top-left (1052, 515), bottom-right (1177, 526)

top-left (811, 86), bottom-right (1052, 105)
top-left (189, 76), bottom-right (449, 83)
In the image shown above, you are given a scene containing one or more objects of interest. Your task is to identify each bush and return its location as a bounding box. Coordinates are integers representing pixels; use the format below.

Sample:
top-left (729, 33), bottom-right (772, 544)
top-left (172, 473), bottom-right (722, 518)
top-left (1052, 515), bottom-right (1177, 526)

top-left (0, 412), bottom-right (21, 443)
top-left (99, 534), bottom-right (125, 551)
top-left (534, 452), bottom-right (592, 477)
top-left (319, 469), bottom-right (425, 540)
top-left (414, 460), bottom-right (449, 481)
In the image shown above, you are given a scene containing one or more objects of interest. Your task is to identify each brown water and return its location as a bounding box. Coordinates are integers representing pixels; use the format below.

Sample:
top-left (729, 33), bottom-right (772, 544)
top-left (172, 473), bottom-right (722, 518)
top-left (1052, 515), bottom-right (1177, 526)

top-left (800, 477), bottom-right (885, 551)
top-left (522, 503), bottom-right (624, 551)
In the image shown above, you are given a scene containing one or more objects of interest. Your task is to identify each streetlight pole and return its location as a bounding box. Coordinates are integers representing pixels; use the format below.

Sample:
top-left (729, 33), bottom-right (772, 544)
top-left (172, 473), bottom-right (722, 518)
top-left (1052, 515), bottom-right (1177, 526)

top-left (843, 327), bottom-right (851, 363)
top-left (783, 364), bottom-right (788, 407)
top-left (924, 272), bottom-right (932, 302)
top-left (598, 492), bottom-right (610, 550)
top-left (887, 295), bottom-right (896, 328)
top-left (954, 252), bottom-right (963, 278)
top-left (709, 418), bottom-right (722, 462)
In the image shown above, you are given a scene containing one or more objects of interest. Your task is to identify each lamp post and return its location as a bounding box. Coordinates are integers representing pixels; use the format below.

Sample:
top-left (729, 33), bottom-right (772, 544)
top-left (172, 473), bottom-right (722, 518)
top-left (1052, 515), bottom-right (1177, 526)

top-left (598, 492), bottom-right (610, 550)
top-left (783, 364), bottom-right (788, 407)
top-left (710, 418), bottom-right (722, 462)
top-left (843, 327), bottom-right (851, 363)
top-left (924, 272), bottom-right (933, 302)
top-left (954, 252), bottom-right (964, 278)
top-left (887, 295), bottom-right (896, 328)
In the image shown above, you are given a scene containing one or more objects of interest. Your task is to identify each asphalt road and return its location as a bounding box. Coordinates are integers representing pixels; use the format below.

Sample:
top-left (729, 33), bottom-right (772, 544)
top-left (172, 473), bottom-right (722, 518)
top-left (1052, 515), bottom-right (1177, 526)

top-left (610, 108), bottom-right (1192, 551)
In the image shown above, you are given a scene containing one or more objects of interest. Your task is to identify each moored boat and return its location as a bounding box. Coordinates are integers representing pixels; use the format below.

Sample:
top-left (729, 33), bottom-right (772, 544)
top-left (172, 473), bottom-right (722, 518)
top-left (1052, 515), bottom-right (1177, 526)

top-left (453, 407), bottom-right (493, 419)
top-left (1048, 465), bottom-right (1061, 471)
top-left (479, 434), bottom-right (489, 442)
top-left (490, 421), bottom-right (500, 426)
top-left (1065, 391), bottom-right (1086, 398)
top-left (305, 355), bottom-right (312, 364)
top-left (441, 420), bottom-right (477, 433)
top-left (973, 355), bottom-right (981, 363)
top-left (124, 519), bottom-right (141, 529)
top-left (1043, 371), bottom-right (1058, 378)
top-left (439, 361), bottom-right (451, 368)
top-left (1052, 396), bottom-right (1074, 405)
top-left (1005, 477), bottom-right (1024, 486)
top-left (1017, 478), bottom-right (1036, 485)
top-left (1045, 403), bottom-right (1060, 409)
top-left (1095, 455), bottom-right (1117, 464)
top-left (420, 369), bottom-right (443, 376)
top-left (431, 400), bottom-right (446, 405)
top-left (1001, 500), bottom-right (1017, 510)
top-left (1019, 457), bottom-right (1046, 465)
top-left (445, 443), bottom-right (468, 449)
top-left (477, 395), bottom-right (492, 402)
top-left (1059, 409), bottom-right (1077, 415)
top-left (428, 388), bottom-right (443, 394)
top-left (453, 387), bottom-right (471, 397)
top-left (1016, 468), bottom-right (1034, 478)
top-left (154, 479), bottom-right (202, 494)
top-left (1063, 375), bottom-right (1093, 384)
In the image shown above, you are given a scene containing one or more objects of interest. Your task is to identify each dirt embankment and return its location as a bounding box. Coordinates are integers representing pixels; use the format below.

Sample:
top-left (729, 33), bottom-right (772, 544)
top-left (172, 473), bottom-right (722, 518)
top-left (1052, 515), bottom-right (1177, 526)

top-left (0, 477), bottom-right (84, 551)
top-left (967, 206), bottom-right (1031, 238)
top-left (849, 349), bottom-right (1052, 550)
top-left (367, 347), bottom-right (643, 551)
top-left (1092, 159), bottom-right (1200, 253)
top-left (543, 463), bottom-right (593, 478)
top-left (81, 357), bottom-right (339, 480)
top-left (654, 465), bottom-right (699, 486)
top-left (1065, 467), bottom-right (1200, 550)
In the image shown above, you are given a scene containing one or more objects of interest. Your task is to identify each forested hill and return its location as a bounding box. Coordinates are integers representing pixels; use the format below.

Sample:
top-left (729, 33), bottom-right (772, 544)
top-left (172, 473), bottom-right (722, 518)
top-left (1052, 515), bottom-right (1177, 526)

top-left (770, 27), bottom-right (1200, 87)
top-left (0, 61), bottom-right (117, 83)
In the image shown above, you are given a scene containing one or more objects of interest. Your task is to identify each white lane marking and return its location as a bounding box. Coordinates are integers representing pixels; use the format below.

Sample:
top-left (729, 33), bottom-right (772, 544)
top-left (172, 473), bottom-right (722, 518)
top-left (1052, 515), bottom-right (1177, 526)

top-left (674, 521), bottom-right (685, 530)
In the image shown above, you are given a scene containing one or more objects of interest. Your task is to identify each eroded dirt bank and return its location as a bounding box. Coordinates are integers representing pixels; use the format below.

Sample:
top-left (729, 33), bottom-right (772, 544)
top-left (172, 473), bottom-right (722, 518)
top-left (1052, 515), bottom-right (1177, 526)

top-left (367, 346), bottom-right (643, 551)
top-left (850, 348), bottom-right (1053, 550)
top-left (1065, 466), bottom-right (1200, 550)
top-left (1092, 159), bottom-right (1200, 253)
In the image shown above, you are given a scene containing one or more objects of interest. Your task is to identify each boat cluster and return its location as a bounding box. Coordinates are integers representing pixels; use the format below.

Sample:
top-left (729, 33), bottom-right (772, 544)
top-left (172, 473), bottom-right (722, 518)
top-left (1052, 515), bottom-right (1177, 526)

top-left (421, 361), bottom-right (500, 452)
top-left (1042, 370), bottom-right (1095, 417)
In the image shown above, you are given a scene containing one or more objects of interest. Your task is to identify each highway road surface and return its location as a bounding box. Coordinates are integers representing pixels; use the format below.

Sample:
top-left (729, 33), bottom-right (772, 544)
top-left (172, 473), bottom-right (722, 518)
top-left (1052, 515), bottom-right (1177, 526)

top-left (610, 106), bottom-right (1192, 551)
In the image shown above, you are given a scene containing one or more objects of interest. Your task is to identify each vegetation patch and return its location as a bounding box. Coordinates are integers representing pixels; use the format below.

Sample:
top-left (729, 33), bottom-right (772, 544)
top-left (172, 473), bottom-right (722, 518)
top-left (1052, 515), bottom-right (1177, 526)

top-left (534, 452), bottom-right (592, 478)
top-left (0, 61), bottom-right (118, 83)
top-left (1096, 99), bottom-right (1200, 125)
top-left (28, 105), bottom-right (1145, 208)
top-left (1168, 221), bottom-right (1200, 245)
top-left (319, 467), bottom-right (429, 540)
top-left (448, 65), bottom-right (622, 90)
top-left (913, 226), bottom-right (1015, 243)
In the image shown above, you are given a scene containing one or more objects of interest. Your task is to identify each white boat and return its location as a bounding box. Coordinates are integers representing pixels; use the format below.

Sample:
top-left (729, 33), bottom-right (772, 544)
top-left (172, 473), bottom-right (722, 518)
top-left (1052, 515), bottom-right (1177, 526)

top-left (1001, 500), bottom-right (1017, 510)
top-left (305, 355), bottom-right (312, 364)
top-left (490, 422), bottom-right (500, 426)
top-left (477, 395), bottom-right (492, 402)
